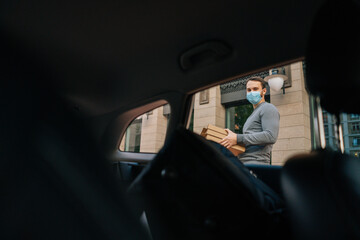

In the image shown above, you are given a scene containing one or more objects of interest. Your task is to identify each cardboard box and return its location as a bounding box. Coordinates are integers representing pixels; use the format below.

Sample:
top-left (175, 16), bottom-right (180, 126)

top-left (200, 124), bottom-right (245, 156)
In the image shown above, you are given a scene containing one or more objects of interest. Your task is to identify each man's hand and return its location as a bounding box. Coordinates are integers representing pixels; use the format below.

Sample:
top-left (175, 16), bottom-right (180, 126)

top-left (219, 129), bottom-right (237, 148)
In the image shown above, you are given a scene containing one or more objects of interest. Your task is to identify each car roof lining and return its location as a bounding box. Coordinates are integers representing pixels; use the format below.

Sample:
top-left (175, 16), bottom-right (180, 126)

top-left (1, 0), bottom-right (328, 160)
top-left (1, 0), bottom-right (326, 117)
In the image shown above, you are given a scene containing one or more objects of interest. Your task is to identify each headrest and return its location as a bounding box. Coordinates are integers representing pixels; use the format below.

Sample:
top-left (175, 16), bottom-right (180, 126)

top-left (282, 149), bottom-right (360, 239)
top-left (305, 0), bottom-right (360, 114)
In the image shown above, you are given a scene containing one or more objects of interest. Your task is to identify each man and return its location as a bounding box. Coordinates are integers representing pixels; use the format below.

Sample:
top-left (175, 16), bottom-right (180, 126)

top-left (220, 76), bottom-right (280, 165)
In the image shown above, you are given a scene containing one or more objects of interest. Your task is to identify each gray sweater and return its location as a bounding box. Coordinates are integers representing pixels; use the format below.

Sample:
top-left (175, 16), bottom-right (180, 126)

top-left (236, 102), bottom-right (280, 164)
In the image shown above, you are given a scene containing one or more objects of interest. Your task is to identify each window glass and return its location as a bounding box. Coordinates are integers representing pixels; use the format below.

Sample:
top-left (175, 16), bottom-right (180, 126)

top-left (123, 118), bottom-right (142, 152)
top-left (188, 61), bottom-right (311, 165)
top-left (119, 104), bottom-right (170, 153)
top-left (188, 108), bottom-right (194, 132)
top-left (351, 137), bottom-right (360, 147)
top-left (348, 122), bottom-right (360, 134)
top-left (350, 114), bottom-right (360, 120)
top-left (225, 94), bottom-right (271, 135)
top-left (320, 110), bottom-right (360, 158)
top-left (226, 103), bottom-right (253, 134)
top-left (321, 110), bottom-right (338, 150)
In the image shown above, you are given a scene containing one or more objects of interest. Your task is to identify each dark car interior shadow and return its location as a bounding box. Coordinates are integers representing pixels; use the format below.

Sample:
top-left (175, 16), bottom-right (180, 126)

top-left (0, 0), bottom-right (359, 239)
top-left (128, 127), bottom-right (291, 240)
top-left (0, 31), bottom-right (150, 240)
top-left (282, 1), bottom-right (360, 239)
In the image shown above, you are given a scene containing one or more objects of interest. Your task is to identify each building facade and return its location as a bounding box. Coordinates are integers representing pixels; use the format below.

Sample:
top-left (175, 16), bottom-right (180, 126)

top-left (323, 111), bottom-right (360, 156)
top-left (192, 61), bottom-right (311, 165)
top-left (120, 61), bottom-right (359, 164)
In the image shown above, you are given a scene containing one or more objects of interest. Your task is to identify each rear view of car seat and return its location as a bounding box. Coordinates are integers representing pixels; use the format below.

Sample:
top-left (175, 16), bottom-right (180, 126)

top-left (282, 0), bottom-right (360, 239)
top-left (282, 150), bottom-right (360, 239)
top-left (129, 127), bottom-right (291, 240)
top-left (0, 30), bottom-right (150, 240)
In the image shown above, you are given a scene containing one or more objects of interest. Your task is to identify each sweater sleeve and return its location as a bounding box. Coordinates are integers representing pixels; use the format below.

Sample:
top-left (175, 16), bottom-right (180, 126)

top-left (237, 105), bottom-right (280, 146)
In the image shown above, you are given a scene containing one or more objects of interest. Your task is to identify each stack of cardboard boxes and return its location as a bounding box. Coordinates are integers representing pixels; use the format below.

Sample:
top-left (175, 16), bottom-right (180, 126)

top-left (200, 124), bottom-right (245, 156)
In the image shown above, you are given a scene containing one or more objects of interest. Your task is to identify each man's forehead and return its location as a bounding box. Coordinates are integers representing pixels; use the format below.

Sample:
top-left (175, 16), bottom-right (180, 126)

top-left (246, 80), bottom-right (262, 88)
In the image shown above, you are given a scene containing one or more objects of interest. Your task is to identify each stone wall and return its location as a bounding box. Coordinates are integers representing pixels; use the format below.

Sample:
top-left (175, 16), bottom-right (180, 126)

top-left (271, 62), bottom-right (311, 165)
top-left (193, 86), bottom-right (226, 134)
top-left (139, 106), bottom-right (168, 153)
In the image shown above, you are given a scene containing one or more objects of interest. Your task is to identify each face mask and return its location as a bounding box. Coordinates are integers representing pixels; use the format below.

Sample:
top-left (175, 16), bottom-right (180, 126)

top-left (247, 91), bottom-right (262, 105)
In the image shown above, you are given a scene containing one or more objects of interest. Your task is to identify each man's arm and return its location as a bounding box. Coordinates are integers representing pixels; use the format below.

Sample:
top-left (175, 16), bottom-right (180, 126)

top-left (237, 106), bottom-right (279, 145)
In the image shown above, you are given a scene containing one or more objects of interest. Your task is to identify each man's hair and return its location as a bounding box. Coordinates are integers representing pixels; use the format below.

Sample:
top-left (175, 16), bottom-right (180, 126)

top-left (246, 76), bottom-right (267, 89)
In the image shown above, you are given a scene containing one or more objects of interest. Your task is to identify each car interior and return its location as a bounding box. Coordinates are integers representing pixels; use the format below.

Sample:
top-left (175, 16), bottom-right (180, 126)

top-left (0, 0), bottom-right (359, 239)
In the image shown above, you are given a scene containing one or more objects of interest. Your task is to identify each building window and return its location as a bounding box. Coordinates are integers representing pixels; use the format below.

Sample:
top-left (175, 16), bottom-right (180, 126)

top-left (324, 125), bottom-right (329, 138)
top-left (119, 103), bottom-right (170, 153)
top-left (322, 111), bottom-right (328, 123)
top-left (350, 114), bottom-right (360, 120)
top-left (199, 89), bottom-right (209, 105)
top-left (349, 122), bottom-right (360, 134)
top-left (225, 102), bottom-right (253, 134)
top-left (124, 118), bottom-right (142, 152)
top-left (319, 109), bottom-right (360, 158)
top-left (351, 137), bottom-right (360, 147)
top-left (188, 108), bottom-right (194, 131)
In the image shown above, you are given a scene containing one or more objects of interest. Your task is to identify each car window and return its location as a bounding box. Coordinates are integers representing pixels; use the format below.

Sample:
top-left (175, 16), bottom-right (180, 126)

top-left (119, 103), bottom-right (170, 153)
top-left (320, 110), bottom-right (360, 157)
top-left (188, 61), bottom-right (312, 165)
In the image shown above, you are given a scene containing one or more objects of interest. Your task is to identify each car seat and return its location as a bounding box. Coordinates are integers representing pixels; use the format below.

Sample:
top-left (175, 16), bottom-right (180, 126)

top-left (281, 0), bottom-right (360, 239)
top-left (129, 127), bottom-right (291, 240)
top-left (0, 29), bottom-right (149, 240)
